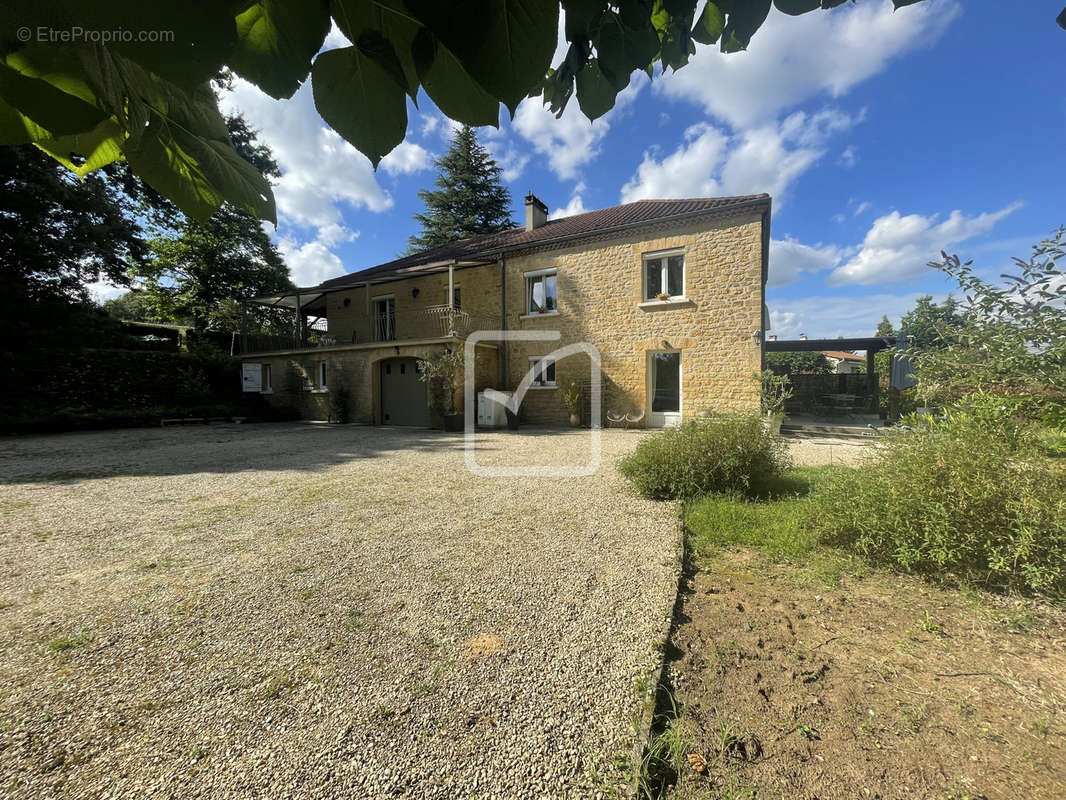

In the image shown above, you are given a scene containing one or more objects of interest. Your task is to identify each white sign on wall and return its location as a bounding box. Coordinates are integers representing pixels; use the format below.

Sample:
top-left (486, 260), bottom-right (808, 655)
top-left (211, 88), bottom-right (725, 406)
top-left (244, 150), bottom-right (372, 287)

top-left (241, 363), bottom-right (262, 393)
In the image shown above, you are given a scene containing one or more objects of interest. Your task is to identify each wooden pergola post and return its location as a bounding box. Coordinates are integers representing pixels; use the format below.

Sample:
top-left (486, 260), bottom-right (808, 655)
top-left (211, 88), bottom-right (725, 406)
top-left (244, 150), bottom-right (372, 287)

top-left (294, 292), bottom-right (303, 347)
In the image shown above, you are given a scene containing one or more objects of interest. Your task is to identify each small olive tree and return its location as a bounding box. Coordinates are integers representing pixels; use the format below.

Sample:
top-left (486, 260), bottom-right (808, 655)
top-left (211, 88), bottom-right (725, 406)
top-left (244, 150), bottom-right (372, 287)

top-left (416, 348), bottom-right (465, 419)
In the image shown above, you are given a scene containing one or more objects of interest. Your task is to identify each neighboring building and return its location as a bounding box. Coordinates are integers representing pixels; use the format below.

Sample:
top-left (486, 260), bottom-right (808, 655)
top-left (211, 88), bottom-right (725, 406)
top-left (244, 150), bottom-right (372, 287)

top-left (822, 350), bottom-right (866, 374)
top-left (236, 193), bottom-right (771, 428)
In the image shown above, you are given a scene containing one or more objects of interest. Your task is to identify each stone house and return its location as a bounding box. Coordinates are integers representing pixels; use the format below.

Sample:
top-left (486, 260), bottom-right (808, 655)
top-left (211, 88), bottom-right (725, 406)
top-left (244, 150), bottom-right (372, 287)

top-left (236, 193), bottom-right (771, 428)
top-left (822, 350), bottom-right (867, 375)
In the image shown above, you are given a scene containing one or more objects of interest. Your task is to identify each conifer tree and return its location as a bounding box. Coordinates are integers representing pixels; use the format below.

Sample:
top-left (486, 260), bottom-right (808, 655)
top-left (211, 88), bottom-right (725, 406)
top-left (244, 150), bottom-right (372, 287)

top-left (408, 126), bottom-right (514, 251)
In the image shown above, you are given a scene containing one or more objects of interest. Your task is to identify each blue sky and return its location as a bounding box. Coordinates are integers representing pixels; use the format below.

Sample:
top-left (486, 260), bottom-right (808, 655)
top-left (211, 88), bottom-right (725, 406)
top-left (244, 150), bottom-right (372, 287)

top-left (208, 0), bottom-right (1066, 338)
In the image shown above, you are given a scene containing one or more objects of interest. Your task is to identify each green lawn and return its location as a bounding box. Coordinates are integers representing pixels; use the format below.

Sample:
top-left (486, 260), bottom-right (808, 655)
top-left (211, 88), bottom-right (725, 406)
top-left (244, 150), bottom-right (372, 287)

top-left (684, 466), bottom-right (868, 586)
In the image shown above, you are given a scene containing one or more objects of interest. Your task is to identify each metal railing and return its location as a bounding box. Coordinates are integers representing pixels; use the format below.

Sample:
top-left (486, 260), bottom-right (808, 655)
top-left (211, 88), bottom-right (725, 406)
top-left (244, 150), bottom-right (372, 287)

top-left (231, 306), bottom-right (500, 355)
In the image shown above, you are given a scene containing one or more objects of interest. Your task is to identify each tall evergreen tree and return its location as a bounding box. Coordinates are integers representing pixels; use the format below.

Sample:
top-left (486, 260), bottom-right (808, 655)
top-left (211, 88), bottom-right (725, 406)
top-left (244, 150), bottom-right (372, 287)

top-left (409, 126), bottom-right (514, 251)
top-left (875, 315), bottom-right (896, 337)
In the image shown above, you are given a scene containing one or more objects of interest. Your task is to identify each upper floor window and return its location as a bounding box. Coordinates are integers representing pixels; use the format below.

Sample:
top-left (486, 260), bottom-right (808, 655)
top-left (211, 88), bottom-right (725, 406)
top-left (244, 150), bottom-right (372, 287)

top-left (643, 251), bottom-right (685, 301)
top-left (525, 269), bottom-right (557, 314)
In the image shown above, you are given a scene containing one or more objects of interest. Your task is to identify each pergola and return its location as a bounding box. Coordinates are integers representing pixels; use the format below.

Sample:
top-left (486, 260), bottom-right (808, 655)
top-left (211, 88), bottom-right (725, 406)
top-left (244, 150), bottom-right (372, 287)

top-left (765, 336), bottom-right (896, 412)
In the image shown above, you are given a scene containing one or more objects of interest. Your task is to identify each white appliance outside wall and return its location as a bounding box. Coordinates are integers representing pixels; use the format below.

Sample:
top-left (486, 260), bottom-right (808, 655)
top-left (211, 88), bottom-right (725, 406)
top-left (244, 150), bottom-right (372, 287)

top-left (477, 390), bottom-right (509, 427)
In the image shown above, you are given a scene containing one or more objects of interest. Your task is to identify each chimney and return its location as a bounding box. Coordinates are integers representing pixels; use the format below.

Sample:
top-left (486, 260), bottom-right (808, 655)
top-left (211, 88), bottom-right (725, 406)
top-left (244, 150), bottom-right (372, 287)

top-left (768, 334), bottom-right (777, 341)
top-left (799, 333), bottom-right (808, 340)
top-left (524, 192), bottom-right (548, 231)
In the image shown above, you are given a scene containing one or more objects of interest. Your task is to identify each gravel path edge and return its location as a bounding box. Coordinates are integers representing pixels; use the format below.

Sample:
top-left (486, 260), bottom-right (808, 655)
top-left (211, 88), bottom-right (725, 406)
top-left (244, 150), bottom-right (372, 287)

top-left (628, 513), bottom-right (686, 797)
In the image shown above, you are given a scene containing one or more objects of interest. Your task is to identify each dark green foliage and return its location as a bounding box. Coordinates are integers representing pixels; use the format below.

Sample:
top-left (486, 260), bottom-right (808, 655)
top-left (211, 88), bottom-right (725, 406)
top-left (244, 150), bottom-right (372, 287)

top-left (811, 407), bottom-right (1066, 596)
top-left (875, 315), bottom-right (895, 338)
top-left (3, 343), bottom-right (285, 433)
top-left (408, 126), bottom-right (514, 251)
top-left (899, 295), bottom-right (964, 350)
top-left (0, 1), bottom-right (936, 222)
top-left (765, 351), bottom-right (831, 375)
top-left (618, 414), bottom-right (790, 501)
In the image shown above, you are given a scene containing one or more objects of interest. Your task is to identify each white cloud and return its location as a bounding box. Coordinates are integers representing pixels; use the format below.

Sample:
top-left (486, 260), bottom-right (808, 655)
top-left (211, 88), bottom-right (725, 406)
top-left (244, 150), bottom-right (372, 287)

top-left (512, 78), bottom-right (645, 181)
top-left (277, 236), bottom-right (349, 287)
top-left (655, 0), bottom-right (960, 129)
top-left (549, 184), bottom-right (589, 219)
top-left (380, 141), bottom-right (432, 175)
top-left (853, 200), bottom-right (872, 216)
top-left (86, 279), bottom-right (127, 303)
top-left (828, 203), bottom-right (1022, 286)
top-left (838, 146), bottom-right (857, 168)
top-left (620, 108), bottom-right (857, 204)
top-left (768, 236), bottom-right (843, 288)
top-left (767, 291), bottom-right (937, 339)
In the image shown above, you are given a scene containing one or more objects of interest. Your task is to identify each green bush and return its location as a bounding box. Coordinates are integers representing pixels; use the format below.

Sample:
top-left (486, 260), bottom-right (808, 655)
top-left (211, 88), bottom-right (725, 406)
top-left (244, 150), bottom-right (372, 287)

top-left (811, 412), bottom-right (1066, 596)
top-left (618, 413), bottom-right (790, 501)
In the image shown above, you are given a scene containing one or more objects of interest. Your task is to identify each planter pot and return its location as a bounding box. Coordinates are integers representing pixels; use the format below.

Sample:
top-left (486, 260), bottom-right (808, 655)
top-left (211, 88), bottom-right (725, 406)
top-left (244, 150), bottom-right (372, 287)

top-left (505, 408), bottom-right (520, 430)
top-left (442, 413), bottom-right (463, 432)
top-left (569, 413), bottom-right (581, 427)
top-left (763, 414), bottom-right (784, 436)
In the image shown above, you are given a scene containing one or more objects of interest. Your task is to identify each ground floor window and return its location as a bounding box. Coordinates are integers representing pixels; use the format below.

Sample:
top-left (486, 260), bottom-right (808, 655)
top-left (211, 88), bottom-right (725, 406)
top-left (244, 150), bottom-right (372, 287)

top-left (529, 356), bottom-right (556, 387)
top-left (314, 361), bottom-right (328, 392)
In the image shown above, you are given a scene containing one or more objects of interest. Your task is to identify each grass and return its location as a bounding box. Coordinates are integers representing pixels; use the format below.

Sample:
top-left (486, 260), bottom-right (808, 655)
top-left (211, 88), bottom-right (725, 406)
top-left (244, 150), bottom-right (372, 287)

top-left (48, 632), bottom-right (92, 652)
top-left (684, 466), bottom-right (866, 586)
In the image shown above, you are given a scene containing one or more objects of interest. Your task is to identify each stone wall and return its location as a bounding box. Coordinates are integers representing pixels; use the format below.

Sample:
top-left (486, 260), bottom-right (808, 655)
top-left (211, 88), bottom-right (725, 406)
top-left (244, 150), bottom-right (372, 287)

top-left (324, 263), bottom-right (501, 343)
top-left (242, 209), bottom-right (766, 427)
top-left (504, 211), bottom-right (765, 425)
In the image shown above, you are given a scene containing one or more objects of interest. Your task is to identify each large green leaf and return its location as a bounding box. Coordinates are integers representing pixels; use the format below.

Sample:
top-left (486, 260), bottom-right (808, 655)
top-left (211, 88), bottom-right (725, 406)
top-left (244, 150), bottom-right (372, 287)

top-left (124, 120), bottom-right (223, 222)
top-left (773, 0), bottom-right (819, 15)
top-left (331, 0), bottom-right (422, 100)
top-left (66, 0), bottom-right (241, 89)
top-left (692, 2), bottom-right (725, 44)
top-left (229, 0), bottom-right (332, 99)
top-left (36, 117), bottom-right (125, 176)
top-left (0, 98), bottom-right (51, 144)
top-left (722, 0), bottom-right (772, 53)
top-left (0, 53), bottom-right (107, 140)
top-left (563, 0), bottom-right (606, 42)
top-left (311, 45), bottom-right (408, 167)
top-left (596, 10), bottom-right (659, 88)
top-left (574, 58), bottom-right (617, 119)
top-left (413, 30), bottom-right (499, 127)
top-left (404, 0), bottom-right (558, 114)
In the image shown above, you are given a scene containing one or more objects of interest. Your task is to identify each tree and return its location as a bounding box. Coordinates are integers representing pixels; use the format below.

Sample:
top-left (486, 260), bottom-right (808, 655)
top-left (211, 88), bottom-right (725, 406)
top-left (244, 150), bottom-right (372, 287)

top-left (133, 114), bottom-right (294, 333)
top-left (875, 315), bottom-right (896, 337)
top-left (766, 351), bottom-right (831, 375)
top-left (409, 125), bottom-right (513, 251)
top-left (899, 295), bottom-right (964, 350)
top-left (0, 143), bottom-right (147, 350)
top-left (916, 230), bottom-right (1066, 400)
top-left (0, 0), bottom-right (946, 224)
top-left (101, 291), bottom-right (167, 323)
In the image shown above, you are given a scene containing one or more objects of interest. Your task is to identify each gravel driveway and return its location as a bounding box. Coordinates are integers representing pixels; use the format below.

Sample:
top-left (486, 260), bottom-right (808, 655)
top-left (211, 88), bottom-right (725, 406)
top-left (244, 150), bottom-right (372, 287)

top-left (0, 424), bottom-right (679, 799)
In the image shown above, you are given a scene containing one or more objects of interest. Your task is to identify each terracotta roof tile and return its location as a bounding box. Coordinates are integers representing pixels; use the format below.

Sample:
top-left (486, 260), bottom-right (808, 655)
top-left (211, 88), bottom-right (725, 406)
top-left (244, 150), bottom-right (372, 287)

top-left (316, 195), bottom-right (769, 290)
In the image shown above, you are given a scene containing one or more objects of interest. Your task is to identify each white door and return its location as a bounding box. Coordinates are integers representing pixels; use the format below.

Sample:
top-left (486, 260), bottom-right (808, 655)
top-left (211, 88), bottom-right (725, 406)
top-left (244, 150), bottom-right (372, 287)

top-left (648, 351), bottom-right (682, 428)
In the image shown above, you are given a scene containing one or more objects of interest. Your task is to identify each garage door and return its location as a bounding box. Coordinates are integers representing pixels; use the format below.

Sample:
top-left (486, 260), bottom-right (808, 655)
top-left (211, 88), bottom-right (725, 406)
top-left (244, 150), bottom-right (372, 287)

top-left (380, 357), bottom-right (429, 426)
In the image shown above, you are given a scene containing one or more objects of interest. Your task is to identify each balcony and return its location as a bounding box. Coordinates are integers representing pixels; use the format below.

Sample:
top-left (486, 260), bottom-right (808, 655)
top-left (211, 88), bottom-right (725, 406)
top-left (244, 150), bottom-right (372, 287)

top-left (232, 305), bottom-right (499, 356)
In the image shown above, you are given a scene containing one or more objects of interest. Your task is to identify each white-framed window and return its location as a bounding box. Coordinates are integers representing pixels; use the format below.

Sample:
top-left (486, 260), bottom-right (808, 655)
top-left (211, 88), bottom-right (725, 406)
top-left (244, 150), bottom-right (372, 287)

top-left (313, 361), bottom-right (328, 392)
top-left (529, 356), bottom-right (556, 387)
top-left (525, 269), bottom-right (558, 314)
top-left (261, 364), bottom-right (272, 394)
top-left (643, 249), bottom-right (685, 301)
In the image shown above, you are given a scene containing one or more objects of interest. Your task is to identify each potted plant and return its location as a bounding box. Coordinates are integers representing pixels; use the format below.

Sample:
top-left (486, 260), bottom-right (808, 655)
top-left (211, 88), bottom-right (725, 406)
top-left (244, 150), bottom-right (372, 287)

top-left (562, 378), bottom-right (582, 426)
top-left (757, 369), bottom-right (792, 435)
top-left (417, 348), bottom-right (465, 431)
top-left (656, 291), bottom-right (671, 301)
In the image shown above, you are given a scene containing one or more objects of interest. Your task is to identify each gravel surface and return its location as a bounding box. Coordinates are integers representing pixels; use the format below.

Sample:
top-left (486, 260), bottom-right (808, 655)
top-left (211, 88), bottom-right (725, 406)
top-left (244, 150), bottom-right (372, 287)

top-left (0, 424), bottom-right (680, 799)
top-left (786, 436), bottom-right (874, 467)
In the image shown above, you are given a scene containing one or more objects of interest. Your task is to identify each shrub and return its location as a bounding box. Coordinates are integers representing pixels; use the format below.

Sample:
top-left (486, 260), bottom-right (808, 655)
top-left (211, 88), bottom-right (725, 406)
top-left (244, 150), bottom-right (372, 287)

top-left (618, 413), bottom-right (790, 501)
top-left (811, 412), bottom-right (1066, 596)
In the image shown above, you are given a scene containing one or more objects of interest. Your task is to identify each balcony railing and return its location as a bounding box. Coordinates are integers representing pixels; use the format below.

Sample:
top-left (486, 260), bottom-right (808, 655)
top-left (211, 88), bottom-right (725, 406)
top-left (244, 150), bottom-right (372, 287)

top-left (231, 305), bottom-right (499, 355)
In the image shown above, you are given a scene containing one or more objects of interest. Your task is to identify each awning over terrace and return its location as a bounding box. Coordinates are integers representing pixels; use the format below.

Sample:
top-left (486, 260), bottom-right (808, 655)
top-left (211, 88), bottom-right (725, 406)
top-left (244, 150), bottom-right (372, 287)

top-left (765, 336), bottom-right (898, 414)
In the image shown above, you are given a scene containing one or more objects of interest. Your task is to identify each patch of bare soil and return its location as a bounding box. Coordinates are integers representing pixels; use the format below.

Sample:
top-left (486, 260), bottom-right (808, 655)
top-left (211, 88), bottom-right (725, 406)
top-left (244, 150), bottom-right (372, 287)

top-left (663, 550), bottom-right (1066, 800)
